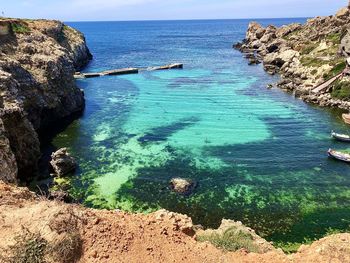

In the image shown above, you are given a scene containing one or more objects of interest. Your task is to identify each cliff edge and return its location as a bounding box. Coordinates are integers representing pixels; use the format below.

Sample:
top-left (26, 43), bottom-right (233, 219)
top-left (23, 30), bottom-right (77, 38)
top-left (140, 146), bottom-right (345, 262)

top-left (0, 19), bottom-right (92, 183)
top-left (1, 181), bottom-right (350, 263)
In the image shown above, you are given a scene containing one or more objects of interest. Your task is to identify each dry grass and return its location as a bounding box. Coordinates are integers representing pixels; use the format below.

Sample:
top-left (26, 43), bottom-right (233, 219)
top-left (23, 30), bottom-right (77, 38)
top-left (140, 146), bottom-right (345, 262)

top-left (197, 227), bottom-right (260, 253)
top-left (0, 228), bottom-right (48, 263)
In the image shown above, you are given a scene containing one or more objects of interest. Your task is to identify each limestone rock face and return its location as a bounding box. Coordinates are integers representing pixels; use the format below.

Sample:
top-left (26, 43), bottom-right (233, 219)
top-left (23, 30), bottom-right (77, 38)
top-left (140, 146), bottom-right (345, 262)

top-left (50, 148), bottom-right (77, 176)
top-left (170, 178), bottom-right (196, 195)
top-left (233, 5), bottom-right (350, 110)
top-left (0, 119), bottom-right (17, 183)
top-left (341, 29), bottom-right (350, 57)
top-left (0, 19), bottom-right (91, 182)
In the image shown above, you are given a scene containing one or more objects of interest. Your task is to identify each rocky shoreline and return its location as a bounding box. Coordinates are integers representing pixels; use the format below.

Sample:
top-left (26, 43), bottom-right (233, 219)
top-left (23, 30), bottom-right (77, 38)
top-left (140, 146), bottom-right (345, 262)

top-left (1, 15), bottom-right (350, 262)
top-left (234, 6), bottom-right (350, 111)
top-left (0, 19), bottom-right (92, 183)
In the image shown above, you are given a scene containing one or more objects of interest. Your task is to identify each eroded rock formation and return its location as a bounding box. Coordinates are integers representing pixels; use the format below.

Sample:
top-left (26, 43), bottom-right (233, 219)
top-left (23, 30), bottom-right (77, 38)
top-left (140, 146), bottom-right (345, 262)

top-left (234, 5), bottom-right (350, 110)
top-left (50, 148), bottom-right (77, 176)
top-left (0, 19), bottom-right (91, 182)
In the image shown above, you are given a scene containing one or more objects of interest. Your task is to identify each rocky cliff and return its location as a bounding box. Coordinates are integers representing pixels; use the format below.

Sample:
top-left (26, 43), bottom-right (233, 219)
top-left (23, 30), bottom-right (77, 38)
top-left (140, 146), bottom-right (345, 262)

top-left (234, 6), bottom-right (350, 109)
top-left (0, 19), bottom-right (92, 183)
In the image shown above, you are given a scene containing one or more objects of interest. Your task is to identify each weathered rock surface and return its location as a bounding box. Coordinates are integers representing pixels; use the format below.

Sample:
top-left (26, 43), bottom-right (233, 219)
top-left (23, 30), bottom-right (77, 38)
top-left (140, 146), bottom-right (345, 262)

top-left (1, 181), bottom-right (350, 263)
top-left (234, 5), bottom-right (350, 110)
top-left (170, 177), bottom-right (196, 195)
top-left (50, 148), bottom-right (77, 176)
top-left (0, 19), bottom-right (91, 182)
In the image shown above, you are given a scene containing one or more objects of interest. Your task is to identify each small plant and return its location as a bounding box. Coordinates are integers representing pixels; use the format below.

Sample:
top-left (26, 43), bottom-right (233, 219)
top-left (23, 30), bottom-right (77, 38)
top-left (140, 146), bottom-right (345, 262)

top-left (197, 227), bottom-right (259, 253)
top-left (300, 56), bottom-right (328, 67)
top-left (11, 23), bottom-right (30, 34)
top-left (300, 42), bottom-right (319, 55)
top-left (331, 79), bottom-right (350, 100)
top-left (323, 61), bottom-right (346, 80)
top-left (326, 32), bottom-right (342, 44)
top-left (48, 232), bottom-right (82, 263)
top-left (0, 228), bottom-right (48, 263)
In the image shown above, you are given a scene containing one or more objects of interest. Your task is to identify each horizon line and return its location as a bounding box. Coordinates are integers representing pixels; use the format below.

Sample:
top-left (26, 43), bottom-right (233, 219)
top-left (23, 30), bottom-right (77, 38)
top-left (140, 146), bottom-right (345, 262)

top-left (64, 16), bottom-right (310, 23)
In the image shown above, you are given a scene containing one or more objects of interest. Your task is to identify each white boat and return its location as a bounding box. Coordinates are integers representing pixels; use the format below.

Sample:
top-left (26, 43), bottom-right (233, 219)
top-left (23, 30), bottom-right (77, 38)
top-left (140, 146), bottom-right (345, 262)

top-left (331, 131), bottom-right (350, 142)
top-left (328, 149), bottom-right (350, 163)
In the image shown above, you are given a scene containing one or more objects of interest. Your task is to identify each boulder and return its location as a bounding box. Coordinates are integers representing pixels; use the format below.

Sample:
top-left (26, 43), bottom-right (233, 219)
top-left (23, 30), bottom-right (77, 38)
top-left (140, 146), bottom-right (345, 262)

top-left (260, 32), bottom-right (276, 44)
top-left (336, 7), bottom-right (349, 18)
top-left (276, 23), bottom-right (302, 38)
top-left (50, 148), bottom-right (76, 176)
top-left (154, 209), bottom-right (195, 236)
top-left (245, 22), bottom-right (265, 42)
top-left (341, 29), bottom-right (350, 56)
top-left (170, 178), bottom-right (196, 195)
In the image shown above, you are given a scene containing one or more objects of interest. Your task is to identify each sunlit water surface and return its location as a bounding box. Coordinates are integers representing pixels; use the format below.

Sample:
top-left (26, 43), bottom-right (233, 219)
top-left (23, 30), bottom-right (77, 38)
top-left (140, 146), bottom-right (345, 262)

top-left (51, 19), bottom-right (350, 245)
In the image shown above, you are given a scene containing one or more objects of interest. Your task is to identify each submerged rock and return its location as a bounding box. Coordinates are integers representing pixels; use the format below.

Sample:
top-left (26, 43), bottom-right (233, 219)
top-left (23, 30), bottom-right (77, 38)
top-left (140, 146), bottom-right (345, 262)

top-left (50, 148), bottom-right (76, 176)
top-left (170, 178), bottom-right (196, 195)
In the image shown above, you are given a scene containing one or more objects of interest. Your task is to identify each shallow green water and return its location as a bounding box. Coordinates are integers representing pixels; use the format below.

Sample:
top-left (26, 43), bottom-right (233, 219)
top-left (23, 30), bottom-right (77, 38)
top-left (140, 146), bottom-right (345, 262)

top-left (50, 19), bottom-right (350, 246)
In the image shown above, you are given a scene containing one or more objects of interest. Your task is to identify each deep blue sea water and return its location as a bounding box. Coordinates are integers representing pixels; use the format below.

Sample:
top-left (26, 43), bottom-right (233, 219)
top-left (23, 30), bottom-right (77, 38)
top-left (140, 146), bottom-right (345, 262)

top-left (54, 19), bottom-right (350, 246)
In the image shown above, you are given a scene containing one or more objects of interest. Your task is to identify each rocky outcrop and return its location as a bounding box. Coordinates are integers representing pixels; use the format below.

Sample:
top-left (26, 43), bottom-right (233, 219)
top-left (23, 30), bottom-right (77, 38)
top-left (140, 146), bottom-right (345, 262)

top-left (0, 19), bottom-right (92, 182)
top-left (50, 148), bottom-right (77, 176)
top-left (170, 178), bottom-right (196, 195)
top-left (234, 6), bottom-right (350, 110)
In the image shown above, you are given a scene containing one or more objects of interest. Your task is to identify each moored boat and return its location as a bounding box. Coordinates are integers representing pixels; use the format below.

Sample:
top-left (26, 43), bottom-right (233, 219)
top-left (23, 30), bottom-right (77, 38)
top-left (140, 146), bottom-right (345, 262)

top-left (328, 149), bottom-right (350, 163)
top-left (331, 131), bottom-right (350, 142)
top-left (342, 114), bottom-right (350, 125)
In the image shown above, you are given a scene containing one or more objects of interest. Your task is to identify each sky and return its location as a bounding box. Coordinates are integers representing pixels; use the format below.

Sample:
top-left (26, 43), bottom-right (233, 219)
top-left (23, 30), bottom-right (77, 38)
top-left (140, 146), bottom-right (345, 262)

top-left (1, 0), bottom-right (348, 21)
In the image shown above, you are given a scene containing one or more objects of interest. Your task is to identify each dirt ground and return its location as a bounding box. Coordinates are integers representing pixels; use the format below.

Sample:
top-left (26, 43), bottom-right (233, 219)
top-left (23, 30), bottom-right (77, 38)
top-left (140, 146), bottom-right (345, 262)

top-left (1, 182), bottom-right (350, 263)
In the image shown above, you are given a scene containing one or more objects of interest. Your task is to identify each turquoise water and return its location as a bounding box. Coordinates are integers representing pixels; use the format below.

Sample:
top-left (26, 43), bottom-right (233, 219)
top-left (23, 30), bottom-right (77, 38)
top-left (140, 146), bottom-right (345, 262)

top-left (52, 19), bottom-right (350, 245)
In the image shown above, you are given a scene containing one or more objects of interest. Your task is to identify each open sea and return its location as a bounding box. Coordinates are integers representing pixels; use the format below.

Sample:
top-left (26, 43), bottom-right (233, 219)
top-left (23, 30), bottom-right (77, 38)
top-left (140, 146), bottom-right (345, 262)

top-left (51, 19), bottom-right (350, 246)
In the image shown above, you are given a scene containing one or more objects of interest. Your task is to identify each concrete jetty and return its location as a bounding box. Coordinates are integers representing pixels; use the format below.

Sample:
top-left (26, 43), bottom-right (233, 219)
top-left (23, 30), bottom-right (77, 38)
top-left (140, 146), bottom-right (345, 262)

top-left (74, 63), bottom-right (183, 79)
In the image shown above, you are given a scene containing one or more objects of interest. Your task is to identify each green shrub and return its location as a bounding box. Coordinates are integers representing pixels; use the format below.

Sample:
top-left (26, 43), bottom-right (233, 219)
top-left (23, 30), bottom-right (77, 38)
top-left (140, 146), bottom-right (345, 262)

top-left (11, 23), bottom-right (30, 34)
top-left (0, 228), bottom-right (48, 263)
top-left (323, 61), bottom-right (346, 80)
top-left (331, 80), bottom-right (350, 99)
top-left (310, 69), bottom-right (318, 75)
top-left (300, 56), bottom-right (328, 67)
top-left (327, 32), bottom-right (342, 44)
top-left (300, 42), bottom-right (319, 55)
top-left (197, 227), bottom-right (259, 252)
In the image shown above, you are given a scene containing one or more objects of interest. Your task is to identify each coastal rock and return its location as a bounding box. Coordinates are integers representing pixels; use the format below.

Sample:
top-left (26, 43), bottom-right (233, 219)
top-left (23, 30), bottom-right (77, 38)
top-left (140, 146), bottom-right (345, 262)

top-left (0, 19), bottom-right (91, 182)
top-left (234, 5), bottom-right (350, 110)
top-left (341, 29), bottom-right (350, 57)
top-left (50, 148), bottom-right (77, 176)
top-left (154, 209), bottom-right (195, 236)
top-left (336, 7), bottom-right (349, 18)
top-left (276, 23), bottom-right (302, 38)
top-left (170, 178), bottom-right (196, 195)
top-left (246, 22), bottom-right (265, 42)
top-left (196, 219), bottom-right (276, 254)
top-left (0, 118), bottom-right (17, 183)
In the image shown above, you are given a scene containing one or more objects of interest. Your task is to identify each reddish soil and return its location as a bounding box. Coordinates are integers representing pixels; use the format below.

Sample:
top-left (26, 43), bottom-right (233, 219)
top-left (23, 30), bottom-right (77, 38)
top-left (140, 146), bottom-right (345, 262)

top-left (0, 182), bottom-right (349, 263)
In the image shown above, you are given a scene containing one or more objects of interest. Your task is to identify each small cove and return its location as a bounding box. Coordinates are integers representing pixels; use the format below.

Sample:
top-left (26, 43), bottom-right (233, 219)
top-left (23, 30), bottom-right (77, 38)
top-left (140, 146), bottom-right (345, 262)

top-left (49, 19), bottom-right (350, 247)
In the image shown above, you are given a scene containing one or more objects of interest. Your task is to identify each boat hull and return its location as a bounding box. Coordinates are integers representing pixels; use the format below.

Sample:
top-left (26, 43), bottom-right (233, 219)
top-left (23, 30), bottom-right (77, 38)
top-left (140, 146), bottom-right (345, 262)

top-left (328, 149), bottom-right (350, 163)
top-left (331, 132), bottom-right (350, 142)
